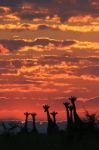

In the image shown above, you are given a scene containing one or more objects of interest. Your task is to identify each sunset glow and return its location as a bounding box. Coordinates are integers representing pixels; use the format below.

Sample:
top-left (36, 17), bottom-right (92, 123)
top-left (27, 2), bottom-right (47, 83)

top-left (0, 0), bottom-right (99, 121)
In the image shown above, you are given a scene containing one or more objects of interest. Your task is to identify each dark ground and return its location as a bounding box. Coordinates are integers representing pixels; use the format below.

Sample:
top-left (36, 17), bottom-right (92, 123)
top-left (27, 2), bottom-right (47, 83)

top-left (0, 131), bottom-right (99, 150)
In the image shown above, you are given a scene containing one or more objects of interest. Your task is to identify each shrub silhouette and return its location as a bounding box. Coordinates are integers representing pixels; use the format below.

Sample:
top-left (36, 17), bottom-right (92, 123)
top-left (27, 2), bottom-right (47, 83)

top-left (84, 111), bottom-right (99, 132)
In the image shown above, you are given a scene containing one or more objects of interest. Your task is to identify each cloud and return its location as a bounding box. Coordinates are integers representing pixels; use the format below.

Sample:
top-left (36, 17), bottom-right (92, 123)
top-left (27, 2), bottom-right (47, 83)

top-left (32, 38), bottom-right (75, 46)
top-left (77, 96), bottom-right (99, 111)
top-left (71, 65), bottom-right (99, 77)
top-left (0, 22), bottom-right (98, 33)
top-left (85, 97), bottom-right (99, 109)
top-left (0, 39), bottom-right (26, 51)
top-left (0, 44), bottom-right (9, 54)
top-left (0, 38), bottom-right (76, 52)
top-left (0, 0), bottom-right (99, 22)
top-left (38, 24), bottom-right (55, 30)
top-left (0, 6), bottom-right (10, 13)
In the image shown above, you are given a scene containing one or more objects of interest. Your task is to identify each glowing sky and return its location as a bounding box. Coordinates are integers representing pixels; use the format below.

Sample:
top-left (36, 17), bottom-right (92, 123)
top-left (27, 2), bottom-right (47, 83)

top-left (0, 0), bottom-right (99, 121)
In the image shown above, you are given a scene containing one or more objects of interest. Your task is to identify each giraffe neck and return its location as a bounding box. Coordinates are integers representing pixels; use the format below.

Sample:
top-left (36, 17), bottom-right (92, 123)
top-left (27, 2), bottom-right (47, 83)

top-left (25, 117), bottom-right (28, 124)
top-left (24, 116), bottom-right (28, 130)
top-left (66, 107), bottom-right (70, 122)
top-left (33, 117), bottom-right (36, 126)
top-left (72, 102), bottom-right (77, 115)
top-left (70, 109), bottom-right (73, 122)
top-left (53, 115), bottom-right (56, 124)
top-left (32, 116), bottom-right (37, 131)
top-left (46, 110), bottom-right (52, 122)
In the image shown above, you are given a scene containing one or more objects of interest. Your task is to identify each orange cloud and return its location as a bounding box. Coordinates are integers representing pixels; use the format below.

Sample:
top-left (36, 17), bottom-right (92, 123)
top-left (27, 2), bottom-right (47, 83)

top-left (68, 15), bottom-right (92, 23)
top-left (68, 15), bottom-right (99, 24)
top-left (5, 14), bottom-right (20, 21)
top-left (0, 21), bottom-right (98, 33)
top-left (72, 40), bottom-right (99, 50)
top-left (0, 23), bottom-right (38, 30)
top-left (0, 6), bottom-right (10, 13)
top-left (58, 24), bottom-right (99, 32)
top-left (45, 15), bottom-right (61, 23)
top-left (81, 75), bottom-right (99, 81)
top-left (18, 39), bottom-right (99, 53)
top-left (0, 44), bottom-right (9, 54)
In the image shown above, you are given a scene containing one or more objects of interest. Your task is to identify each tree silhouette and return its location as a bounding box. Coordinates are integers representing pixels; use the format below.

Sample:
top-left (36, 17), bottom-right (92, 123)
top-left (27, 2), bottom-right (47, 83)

top-left (85, 111), bottom-right (98, 132)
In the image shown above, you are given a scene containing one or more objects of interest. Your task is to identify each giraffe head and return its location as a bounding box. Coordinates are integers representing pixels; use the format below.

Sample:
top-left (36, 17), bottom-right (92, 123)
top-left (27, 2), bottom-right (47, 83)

top-left (24, 112), bottom-right (30, 118)
top-left (50, 111), bottom-right (58, 117)
top-left (63, 102), bottom-right (70, 108)
top-left (31, 113), bottom-right (37, 118)
top-left (43, 104), bottom-right (50, 112)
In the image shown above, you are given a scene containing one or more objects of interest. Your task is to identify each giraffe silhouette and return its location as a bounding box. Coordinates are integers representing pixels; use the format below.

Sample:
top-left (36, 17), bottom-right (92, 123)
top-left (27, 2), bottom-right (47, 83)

top-left (43, 104), bottom-right (57, 134)
top-left (50, 111), bottom-right (59, 132)
top-left (69, 96), bottom-right (83, 126)
top-left (31, 113), bottom-right (38, 134)
top-left (63, 102), bottom-right (71, 130)
top-left (21, 112), bottom-right (30, 133)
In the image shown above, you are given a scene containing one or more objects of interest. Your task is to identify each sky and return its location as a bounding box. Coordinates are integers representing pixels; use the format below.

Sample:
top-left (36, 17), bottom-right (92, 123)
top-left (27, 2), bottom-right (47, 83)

top-left (0, 0), bottom-right (99, 121)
